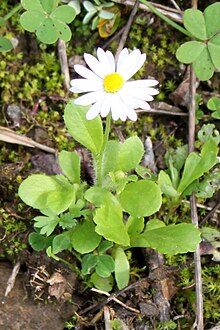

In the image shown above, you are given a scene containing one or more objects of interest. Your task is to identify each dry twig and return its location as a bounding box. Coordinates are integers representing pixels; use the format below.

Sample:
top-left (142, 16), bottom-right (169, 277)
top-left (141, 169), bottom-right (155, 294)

top-left (5, 261), bottom-right (21, 297)
top-left (115, 0), bottom-right (139, 60)
top-left (58, 39), bottom-right (70, 91)
top-left (188, 1), bottom-right (203, 328)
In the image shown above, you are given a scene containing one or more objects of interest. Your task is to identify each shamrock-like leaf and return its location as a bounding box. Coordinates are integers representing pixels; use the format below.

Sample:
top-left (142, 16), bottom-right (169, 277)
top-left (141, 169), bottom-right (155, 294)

top-left (20, 0), bottom-right (76, 44)
top-left (207, 97), bottom-right (220, 120)
top-left (176, 3), bottom-right (220, 81)
top-left (0, 37), bottom-right (13, 52)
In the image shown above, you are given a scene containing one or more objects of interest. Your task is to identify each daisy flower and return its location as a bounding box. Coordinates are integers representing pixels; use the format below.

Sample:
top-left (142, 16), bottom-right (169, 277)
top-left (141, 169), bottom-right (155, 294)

top-left (70, 48), bottom-right (159, 121)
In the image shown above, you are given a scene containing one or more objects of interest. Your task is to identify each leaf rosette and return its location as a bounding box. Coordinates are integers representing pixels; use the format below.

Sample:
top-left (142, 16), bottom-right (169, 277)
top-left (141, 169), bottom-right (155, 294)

top-left (20, 0), bottom-right (76, 44)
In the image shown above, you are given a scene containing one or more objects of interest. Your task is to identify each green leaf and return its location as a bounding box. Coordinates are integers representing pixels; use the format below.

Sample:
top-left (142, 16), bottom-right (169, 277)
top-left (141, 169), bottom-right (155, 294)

top-left (36, 18), bottom-right (58, 44)
top-left (208, 34), bottom-right (220, 72)
top-left (29, 232), bottom-right (53, 251)
top-left (192, 47), bottom-right (215, 81)
top-left (21, 0), bottom-right (43, 11)
top-left (40, 0), bottom-right (58, 13)
top-left (52, 19), bottom-right (72, 42)
top-left (98, 241), bottom-right (113, 254)
top-left (59, 150), bottom-right (80, 183)
top-left (82, 254), bottom-right (98, 275)
top-left (70, 220), bottom-right (101, 254)
top-left (177, 140), bottom-right (218, 194)
top-left (52, 232), bottom-right (72, 253)
top-left (118, 180), bottom-right (162, 218)
top-left (96, 255), bottom-right (115, 277)
top-left (90, 273), bottom-right (114, 292)
top-left (126, 216), bottom-right (145, 237)
top-left (94, 194), bottom-right (130, 246)
top-left (51, 5), bottom-right (76, 23)
top-left (146, 218), bottom-right (165, 231)
top-left (18, 174), bottom-right (76, 214)
top-left (20, 1), bottom-right (75, 44)
top-left (34, 215), bottom-right (59, 236)
top-left (20, 11), bottom-right (45, 32)
top-left (132, 223), bottom-right (201, 255)
top-left (204, 2), bottom-right (220, 38)
top-left (183, 9), bottom-right (206, 40)
top-left (59, 213), bottom-right (77, 229)
top-left (176, 41), bottom-right (205, 64)
top-left (114, 247), bottom-right (130, 289)
top-left (0, 37), bottom-right (13, 52)
top-left (198, 124), bottom-right (220, 144)
top-left (115, 136), bottom-right (144, 172)
top-left (100, 141), bottom-right (119, 179)
top-left (207, 97), bottom-right (220, 120)
top-left (85, 186), bottom-right (110, 206)
top-left (64, 102), bottom-right (103, 155)
top-left (158, 171), bottom-right (179, 198)
top-left (207, 97), bottom-right (220, 111)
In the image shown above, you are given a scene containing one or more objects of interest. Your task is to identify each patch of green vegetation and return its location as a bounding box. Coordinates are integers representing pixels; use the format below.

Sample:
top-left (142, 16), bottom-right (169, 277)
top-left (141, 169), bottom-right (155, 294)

top-left (0, 208), bottom-right (28, 257)
top-left (0, 51), bottom-right (64, 105)
top-left (165, 255), bottom-right (220, 327)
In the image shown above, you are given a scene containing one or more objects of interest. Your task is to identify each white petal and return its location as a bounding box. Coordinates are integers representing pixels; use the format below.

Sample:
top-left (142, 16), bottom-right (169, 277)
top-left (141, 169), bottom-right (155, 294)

top-left (118, 88), bottom-right (140, 108)
top-left (117, 49), bottom-right (146, 81)
top-left (84, 52), bottom-right (107, 78)
top-left (116, 48), bottom-right (129, 71)
top-left (70, 78), bottom-right (103, 93)
top-left (121, 53), bottom-right (146, 81)
top-left (100, 93), bottom-right (112, 118)
top-left (126, 79), bottom-right (159, 87)
top-left (97, 48), bottom-right (115, 74)
top-left (106, 50), bottom-right (115, 72)
top-left (123, 85), bottom-right (154, 101)
top-left (110, 94), bottom-right (121, 121)
top-left (86, 101), bottom-right (102, 120)
top-left (74, 64), bottom-right (102, 81)
top-left (117, 92), bottom-right (138, 121)
top-left (74, 91), bottom-right (105, 106)
top-left (137, 100), bottom-right (151, 110)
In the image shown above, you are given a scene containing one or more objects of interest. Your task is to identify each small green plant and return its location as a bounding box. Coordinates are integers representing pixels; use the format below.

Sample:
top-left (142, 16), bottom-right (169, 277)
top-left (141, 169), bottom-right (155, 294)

top-left (158, 130), bottom-right (219, 211)
top-left (176, 3), bottom-right (220, 80)
top-left (207, 96), bottom-right (220, 120)
top-left (18, 103), bottom-right (202, 291)
top-left (20, 0), bottom-right (76, 44)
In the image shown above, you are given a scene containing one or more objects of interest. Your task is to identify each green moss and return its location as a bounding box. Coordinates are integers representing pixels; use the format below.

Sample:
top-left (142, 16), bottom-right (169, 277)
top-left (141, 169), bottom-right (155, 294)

top-left (0, 208), bottom-right (28, 257)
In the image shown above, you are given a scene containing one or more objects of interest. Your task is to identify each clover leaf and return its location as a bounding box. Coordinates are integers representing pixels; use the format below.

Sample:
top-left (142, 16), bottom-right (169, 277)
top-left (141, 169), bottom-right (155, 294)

top-left (0, 36), bottom-right (13, 52)
top-left (176, 2), bottom-right (220, 80)
top-left (20, 0), bottom-right (76, 44)
top-left (207, 97), bottom-right (220, 120)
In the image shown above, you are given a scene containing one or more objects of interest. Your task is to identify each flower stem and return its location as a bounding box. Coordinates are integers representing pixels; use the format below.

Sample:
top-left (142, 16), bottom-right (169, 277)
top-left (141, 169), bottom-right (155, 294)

top-left (140, 0), bottom-right (193, 38)
top-left (4, 3), bottom-right (22, 21)
top-left (95, 115), bottom-right (111, 186)
top-left (102, 114), bottom-right (111, 152)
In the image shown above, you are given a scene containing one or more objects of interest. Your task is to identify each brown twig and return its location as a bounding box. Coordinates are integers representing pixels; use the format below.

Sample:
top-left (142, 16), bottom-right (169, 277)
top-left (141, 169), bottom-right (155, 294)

top-left (79, 277), bottom-right (148, 316)
top-left (112, 0), bottom-right (183, 22)
top-left (5, 261), bottom-right (21, 297)
top-left (188, 1), bottom-right (203, 327)
top-left (115, 0), bottom-right (140, 60)
top-left (199, 201), bottom-right (220, 226)
top-left (58, 39), bottom-right (70, 91)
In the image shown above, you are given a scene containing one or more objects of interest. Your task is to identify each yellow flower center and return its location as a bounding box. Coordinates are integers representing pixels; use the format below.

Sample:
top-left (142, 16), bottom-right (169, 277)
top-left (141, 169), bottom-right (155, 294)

top-left (103, 73), bottom-right (124, 93)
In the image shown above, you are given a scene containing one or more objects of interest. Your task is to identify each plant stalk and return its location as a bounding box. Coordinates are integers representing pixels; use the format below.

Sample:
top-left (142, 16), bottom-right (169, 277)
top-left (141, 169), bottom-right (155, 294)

top-left (4, 3), bottom-right (22, 21)
top-left (95, 114), bottom-right (111, 185)
top-left (140, 0), bottom-right (192, 38)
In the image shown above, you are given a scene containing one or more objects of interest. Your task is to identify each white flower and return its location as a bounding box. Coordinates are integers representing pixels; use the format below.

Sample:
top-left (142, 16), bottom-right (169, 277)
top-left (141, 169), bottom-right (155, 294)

top-left (70, 48), bottom-right (159, 121)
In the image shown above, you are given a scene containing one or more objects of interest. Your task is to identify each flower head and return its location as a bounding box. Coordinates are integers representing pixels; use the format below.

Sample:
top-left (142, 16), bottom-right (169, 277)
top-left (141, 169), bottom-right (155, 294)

top-left (70, 48), bottom-right (159, 121)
